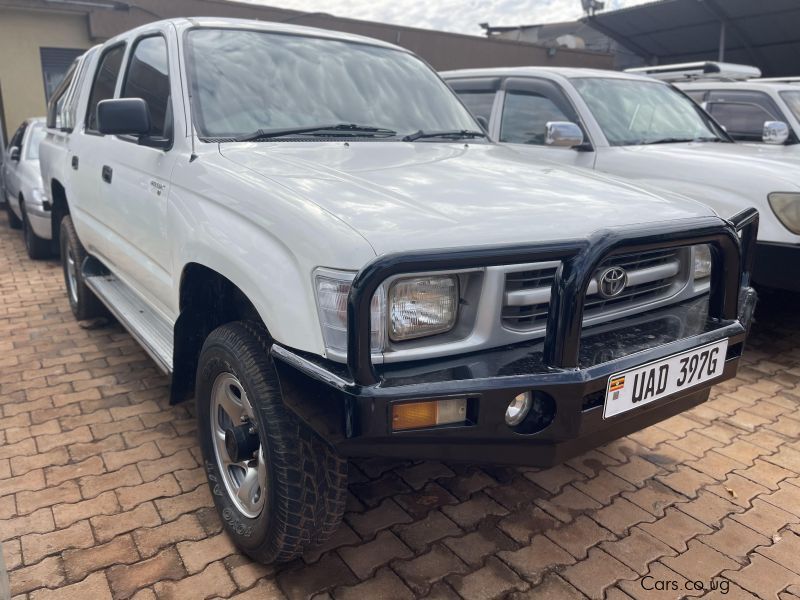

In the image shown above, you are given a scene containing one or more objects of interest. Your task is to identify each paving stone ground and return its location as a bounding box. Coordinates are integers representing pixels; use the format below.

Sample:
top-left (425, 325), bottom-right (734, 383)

top-left (1, 213), bottom-right (800, 600)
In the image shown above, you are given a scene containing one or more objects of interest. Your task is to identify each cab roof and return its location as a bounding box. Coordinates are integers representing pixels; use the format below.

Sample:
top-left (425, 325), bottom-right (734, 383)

top-left (105, 16), bottom-right (404, 53)
top-left (440, 66), bottom-right (664, 83)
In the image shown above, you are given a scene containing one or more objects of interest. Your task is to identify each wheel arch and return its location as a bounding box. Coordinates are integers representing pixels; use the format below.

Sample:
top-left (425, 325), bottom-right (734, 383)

top-left (171, 262), bottom-right (270, 405)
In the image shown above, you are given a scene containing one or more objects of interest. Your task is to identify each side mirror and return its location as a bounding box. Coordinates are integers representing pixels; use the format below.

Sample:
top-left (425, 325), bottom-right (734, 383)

top-left (545, 121), bottom-right (584, 148)
top-left (9, 147), bottom-right (20, 162)
top-left (97, 98), bottom-right (150, 136)
top-left (763, 121), bottom-right (790, 145)
top-left (475, 115), bottom-right (489, 131)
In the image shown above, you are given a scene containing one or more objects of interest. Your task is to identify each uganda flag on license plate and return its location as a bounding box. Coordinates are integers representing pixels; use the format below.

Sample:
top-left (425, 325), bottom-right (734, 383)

top-left (609, 376), bottom-right (626, 392)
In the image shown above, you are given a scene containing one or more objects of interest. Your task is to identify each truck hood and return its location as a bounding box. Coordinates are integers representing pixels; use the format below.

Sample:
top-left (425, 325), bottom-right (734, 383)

top-left (610, 141), bottom-right (800, 181)
top-left (219, 141), bottom-right (714, 255)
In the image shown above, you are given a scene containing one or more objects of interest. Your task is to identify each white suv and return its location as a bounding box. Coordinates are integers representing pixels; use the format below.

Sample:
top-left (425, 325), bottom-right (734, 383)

top-left (38, 18), bottom-right (757, 563)
top-left (443, 67), bottom-right (800, 292)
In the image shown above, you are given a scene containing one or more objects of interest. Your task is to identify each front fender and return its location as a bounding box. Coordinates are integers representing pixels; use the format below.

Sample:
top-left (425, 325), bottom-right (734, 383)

top-left (168, 154), bottom-right (376, 358)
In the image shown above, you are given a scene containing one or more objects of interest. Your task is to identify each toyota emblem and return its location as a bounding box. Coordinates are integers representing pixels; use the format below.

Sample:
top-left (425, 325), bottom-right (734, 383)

top-left (598, 267), bottom-right (628, 298)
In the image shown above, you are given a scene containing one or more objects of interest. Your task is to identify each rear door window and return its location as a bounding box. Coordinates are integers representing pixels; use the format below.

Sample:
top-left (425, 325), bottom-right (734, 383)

top-left (457, 91), bottom-right (496, 124)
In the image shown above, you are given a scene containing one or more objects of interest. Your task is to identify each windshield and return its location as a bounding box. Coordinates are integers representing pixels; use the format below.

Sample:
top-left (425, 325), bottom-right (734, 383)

top-left (185, 28), bottom-right (478, 140)
top-left (780, 90), bottom-right (800, 122)
top-left (572, 77), bottom-right (724, 146)
top-left (26, 124), bottom-right (46, 160)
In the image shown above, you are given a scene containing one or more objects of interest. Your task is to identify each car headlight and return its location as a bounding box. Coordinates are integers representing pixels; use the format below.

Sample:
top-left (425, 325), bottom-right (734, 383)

top-left (32, 188), bottom-right (50, 210)
top-left (768, 192), bottom-right (800, 234)
top-left (389, 275), bottom-right (458, 341)
top-left (693, 244), bottom-right (712, 280)
top-left (314, 269), bottom-right (386, 355)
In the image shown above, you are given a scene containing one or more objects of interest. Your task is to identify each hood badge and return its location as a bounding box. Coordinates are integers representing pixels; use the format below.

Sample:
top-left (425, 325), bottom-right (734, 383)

top-left (598, 267), bottom-right (628, 298)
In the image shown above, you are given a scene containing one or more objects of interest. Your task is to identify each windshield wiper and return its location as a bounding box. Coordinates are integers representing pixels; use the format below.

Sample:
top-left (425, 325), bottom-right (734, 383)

top-left (640, 136), bottom-right (723, 145)
top-left (403, 129), bottom-right (487, 142)
top-left (235, 124), bottom-right (397, 142)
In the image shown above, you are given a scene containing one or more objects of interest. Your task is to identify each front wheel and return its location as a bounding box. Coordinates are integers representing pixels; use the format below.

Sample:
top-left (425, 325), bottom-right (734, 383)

top-left (59, 215), bottom-right (104, 320)
top-left (22, 207), bottom-right (51, 259)
top-left (196, 321), bottom-right (348, 564)
top-left (5, 199), bottom-right (21, 229)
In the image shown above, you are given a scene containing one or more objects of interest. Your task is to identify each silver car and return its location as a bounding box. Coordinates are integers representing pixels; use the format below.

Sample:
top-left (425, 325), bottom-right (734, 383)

top-left (2, 118), bottom-right (51, 258)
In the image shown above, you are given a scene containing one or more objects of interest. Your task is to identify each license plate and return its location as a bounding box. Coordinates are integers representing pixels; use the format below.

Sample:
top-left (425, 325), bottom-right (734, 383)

top-left (603, 339), bottom-right (728, 419)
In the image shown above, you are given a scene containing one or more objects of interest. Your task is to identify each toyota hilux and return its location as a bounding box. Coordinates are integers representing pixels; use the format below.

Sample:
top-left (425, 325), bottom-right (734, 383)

top-left (38, 18), bottom-right (758, 563)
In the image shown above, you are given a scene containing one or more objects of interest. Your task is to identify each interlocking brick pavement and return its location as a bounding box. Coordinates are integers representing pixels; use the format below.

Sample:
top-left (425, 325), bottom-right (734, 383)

top-left (1, 213), bottom-right (800, 600)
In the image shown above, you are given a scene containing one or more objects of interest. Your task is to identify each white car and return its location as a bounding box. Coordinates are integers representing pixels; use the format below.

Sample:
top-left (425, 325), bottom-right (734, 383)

top-left (38, 18), bottom-right (757, 563)
top-left (442, 67), bottom-right (800, 292)
top-left (2, 118), bottom-right (52, 258)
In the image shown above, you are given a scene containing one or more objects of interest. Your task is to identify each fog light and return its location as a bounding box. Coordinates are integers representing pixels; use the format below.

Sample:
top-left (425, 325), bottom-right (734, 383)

top-left (505, 392), bottom-right (531, 426)
top-left (392, 398), bottom-right (467, 431)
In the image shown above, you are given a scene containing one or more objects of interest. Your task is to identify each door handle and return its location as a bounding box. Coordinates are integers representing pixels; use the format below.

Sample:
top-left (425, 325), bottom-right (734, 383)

top-left (71, 156), bottom-right (79, 170)
top-left (101, 165), bottom-right (113, 184)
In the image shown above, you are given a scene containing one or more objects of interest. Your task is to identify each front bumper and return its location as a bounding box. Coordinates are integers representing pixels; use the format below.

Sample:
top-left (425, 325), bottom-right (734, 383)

top-left (271, 210), bottom-right (759, 467)
top-left (752, 241), bottom-right (800, 292)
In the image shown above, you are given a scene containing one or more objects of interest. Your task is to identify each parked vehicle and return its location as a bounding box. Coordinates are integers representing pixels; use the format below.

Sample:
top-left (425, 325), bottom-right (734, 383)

top-left (1, 118), bottom-right (51, 258)
top-left (39, 46), bottom-right (100, 255)
top-left (627, 62), bottom-right (800, 152)
top-left (39, 18), bottom-right (758, 564)
top-left (442, 67), bottom-right (800, 292)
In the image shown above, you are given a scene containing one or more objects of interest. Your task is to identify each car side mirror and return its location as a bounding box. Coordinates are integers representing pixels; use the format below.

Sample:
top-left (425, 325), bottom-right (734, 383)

top-left (545, 121), bottom-right (584, 148)
top-left (9, 147), bottom-right (20, 162)
top-left (97, 98), bottom-right (170, 149)
top-left (763, 121), bottom-right (790, 145)
top-left (475, 115), bottom-right (489, 131)
top-left (97, 98), bottom-right (151, 136)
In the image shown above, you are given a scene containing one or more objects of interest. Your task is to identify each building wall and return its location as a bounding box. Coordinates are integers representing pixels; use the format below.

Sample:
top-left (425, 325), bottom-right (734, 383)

top-left (0, 7), bottom-right (91, 142)
top-left (0, 0), bottom-right (613, 145)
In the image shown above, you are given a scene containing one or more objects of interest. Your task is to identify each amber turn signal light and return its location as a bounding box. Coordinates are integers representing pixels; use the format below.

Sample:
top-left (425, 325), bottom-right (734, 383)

top-left (392, 398), bottom-right (467, 431)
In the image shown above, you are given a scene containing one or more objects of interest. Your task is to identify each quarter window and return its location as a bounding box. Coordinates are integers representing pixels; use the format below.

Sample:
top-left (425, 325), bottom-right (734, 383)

top-left (500, 91), bottom-right (570, 145)
top-left (86, 44), bottom-right (126, 133)
top-left (122, 36), bottom-right (171, 139)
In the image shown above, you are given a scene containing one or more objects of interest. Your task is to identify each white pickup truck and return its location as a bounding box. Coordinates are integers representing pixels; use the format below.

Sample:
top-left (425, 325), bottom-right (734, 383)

top-left (442, 67), bottom-right (800, 292)
top-left (38, 17), bottom-right (758, 563)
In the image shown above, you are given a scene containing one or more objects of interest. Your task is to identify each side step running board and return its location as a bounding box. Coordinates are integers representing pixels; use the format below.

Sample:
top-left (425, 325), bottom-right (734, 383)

top-left (83, 266), bottom-right (174, 374)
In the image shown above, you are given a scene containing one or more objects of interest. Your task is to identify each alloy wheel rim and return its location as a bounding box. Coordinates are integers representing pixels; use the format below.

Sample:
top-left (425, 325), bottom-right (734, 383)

top-left (65, 247), bottom-right (79, 305)
top-left (210, 372), bottom-right (267, 518)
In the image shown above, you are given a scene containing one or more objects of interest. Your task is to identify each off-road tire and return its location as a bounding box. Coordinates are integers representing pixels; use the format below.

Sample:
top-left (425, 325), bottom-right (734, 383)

top-left (22, 204), bottom-right (51, 259)
top-left (59, 215), bottom-right (104, 320)
top-left (196, 321), bottom-right (348, 564)
top-left (5, 199), bottom-right (21, 229)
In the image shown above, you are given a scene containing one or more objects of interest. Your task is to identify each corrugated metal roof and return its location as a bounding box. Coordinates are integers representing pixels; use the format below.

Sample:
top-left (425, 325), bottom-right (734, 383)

top-left (585, 0), bottom-right (800, 77)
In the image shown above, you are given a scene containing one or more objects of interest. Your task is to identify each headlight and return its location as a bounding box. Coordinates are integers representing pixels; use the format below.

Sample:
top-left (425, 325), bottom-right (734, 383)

top-left (693, 244), bottom-right (712, 280)
top-left (389, 275), bottom-right (458, 341)
top-left (768, 192), bottom-right (800, 234)
top-left (32, 188), bottom-right (47, 206)
top-left (314, 270), bottom-right (386, 355)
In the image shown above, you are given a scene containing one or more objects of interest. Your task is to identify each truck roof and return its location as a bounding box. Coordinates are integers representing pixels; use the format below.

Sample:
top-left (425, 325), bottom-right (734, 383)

top-left (106, 16), bottom-right (403, 53)
top-left (680, 80), bottom-right (800, 92)
top-left (440, 66), bottom-right (662, 83)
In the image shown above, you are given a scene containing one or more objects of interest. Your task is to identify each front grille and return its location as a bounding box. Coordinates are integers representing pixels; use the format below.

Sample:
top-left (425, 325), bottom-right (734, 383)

top-left (502, 248), bottom-right (684, 330)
